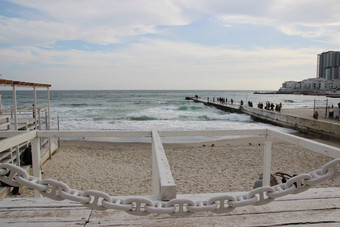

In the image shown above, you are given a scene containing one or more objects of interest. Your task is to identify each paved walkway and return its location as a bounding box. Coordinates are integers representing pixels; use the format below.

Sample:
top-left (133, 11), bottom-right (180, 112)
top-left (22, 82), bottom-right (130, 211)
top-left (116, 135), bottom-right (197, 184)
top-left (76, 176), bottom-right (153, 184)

top-left (281, 107), bottom-right (340, 125)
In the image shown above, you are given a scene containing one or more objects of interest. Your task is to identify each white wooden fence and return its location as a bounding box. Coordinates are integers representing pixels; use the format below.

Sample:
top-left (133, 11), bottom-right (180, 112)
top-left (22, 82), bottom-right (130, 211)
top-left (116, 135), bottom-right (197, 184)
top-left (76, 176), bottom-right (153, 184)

top-left (0, 129), bottom-right (339, 199)
top-left (1, 106), bottom-right (48, 130)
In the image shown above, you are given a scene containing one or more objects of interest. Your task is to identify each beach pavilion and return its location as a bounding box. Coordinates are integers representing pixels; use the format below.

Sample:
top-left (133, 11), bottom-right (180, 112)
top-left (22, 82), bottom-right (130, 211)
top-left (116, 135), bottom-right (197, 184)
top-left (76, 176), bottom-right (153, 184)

top-left (0, 78), bottom-right (58, 196)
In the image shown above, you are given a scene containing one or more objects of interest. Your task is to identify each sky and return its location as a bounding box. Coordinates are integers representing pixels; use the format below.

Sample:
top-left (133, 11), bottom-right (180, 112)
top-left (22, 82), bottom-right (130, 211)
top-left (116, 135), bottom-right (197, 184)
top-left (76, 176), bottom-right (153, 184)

top-left (0, 0), bottom-right (340, 90)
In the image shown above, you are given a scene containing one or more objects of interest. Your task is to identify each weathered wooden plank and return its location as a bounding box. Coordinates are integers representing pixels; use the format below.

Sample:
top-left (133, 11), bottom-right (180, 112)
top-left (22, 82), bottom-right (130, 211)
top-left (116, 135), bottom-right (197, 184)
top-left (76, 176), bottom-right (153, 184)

top-left (152, 130), bottom-right (176, 200)
top-left (37, 129), bottom-right (268, 139)
top-left (0, 131), bottom-right (36, 152)
top-left (0, 197), bottom-right (83, 209)
top-left (88, 198), bottom-right (340, 226)
top-left (0, 198), bottom-right (90, 226)
top-left (159, 129), bottom-right (267, 137)
top-left (31, 138), bottom-right (41, 197)
top-left (263, 136), bottom-right (272, 186)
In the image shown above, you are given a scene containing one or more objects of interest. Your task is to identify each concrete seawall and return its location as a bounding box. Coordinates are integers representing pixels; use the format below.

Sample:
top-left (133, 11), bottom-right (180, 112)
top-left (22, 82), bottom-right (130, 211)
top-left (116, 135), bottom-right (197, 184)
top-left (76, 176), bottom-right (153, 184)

top-left (186, 97), bottom-right (340, 140)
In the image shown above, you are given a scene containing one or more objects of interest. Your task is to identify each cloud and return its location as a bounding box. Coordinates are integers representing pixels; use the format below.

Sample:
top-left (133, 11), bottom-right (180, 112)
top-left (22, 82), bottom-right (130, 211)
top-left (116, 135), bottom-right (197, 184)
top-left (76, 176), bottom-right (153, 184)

top-left (3, 0), bottom-right (190, 45)
top-left (2, 0), bottom-right (340, 47)
top-left (1, 0), bottom-right (339, 90)
top-left (0, 38), bottom-right (320, 89)
top-left (214, 0), bottom-right (340, 45)
top-left (0, 15), bottom-right (75, 46)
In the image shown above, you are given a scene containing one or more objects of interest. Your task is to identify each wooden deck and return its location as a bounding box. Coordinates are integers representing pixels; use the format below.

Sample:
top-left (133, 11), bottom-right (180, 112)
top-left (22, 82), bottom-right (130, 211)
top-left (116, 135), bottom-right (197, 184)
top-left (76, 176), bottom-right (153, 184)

top-left (0, 187), bottom-right (339, 226)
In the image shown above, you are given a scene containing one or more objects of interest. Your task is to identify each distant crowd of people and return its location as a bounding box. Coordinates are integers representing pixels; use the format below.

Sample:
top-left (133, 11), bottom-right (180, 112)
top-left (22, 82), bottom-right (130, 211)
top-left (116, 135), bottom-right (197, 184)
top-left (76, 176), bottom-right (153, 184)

top-left (205, 96), bottom-right (282, 112)
top-left (206, 97), bottom-right (236, 105)
top-left (195, 95), bottom-right (340, 121)
top-left (256, 102), bottom-right (282, 112)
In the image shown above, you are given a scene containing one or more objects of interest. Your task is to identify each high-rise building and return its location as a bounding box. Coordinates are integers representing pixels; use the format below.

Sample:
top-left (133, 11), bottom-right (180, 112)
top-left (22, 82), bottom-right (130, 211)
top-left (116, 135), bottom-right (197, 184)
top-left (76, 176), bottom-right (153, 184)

top-left (280, 51), bottom-right (340, 92)
top-left (317, 51), bottom-right (340, 80)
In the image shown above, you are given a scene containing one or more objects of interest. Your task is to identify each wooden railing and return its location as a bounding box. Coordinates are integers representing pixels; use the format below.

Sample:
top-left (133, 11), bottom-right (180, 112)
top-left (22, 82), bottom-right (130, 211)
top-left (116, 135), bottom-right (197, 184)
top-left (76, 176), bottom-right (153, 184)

top-left (1, 106), bottom-right (49, 130)
top-left (0, 129), bottom-right (339, 198)
top-left (0, 116), bottom-right (10, 131)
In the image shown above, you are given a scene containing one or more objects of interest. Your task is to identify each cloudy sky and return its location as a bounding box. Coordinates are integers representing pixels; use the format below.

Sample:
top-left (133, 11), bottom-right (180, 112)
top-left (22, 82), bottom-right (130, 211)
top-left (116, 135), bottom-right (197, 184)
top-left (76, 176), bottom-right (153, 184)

top-left (1, 0), bottom-right (340, 90)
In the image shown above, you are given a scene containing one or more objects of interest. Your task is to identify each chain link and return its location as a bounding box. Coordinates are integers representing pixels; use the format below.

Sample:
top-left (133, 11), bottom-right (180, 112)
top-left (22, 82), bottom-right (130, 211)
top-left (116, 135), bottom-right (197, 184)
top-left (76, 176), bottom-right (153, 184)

top-left (0, 158), bottom-right (339, 216)
top-left (82, 190), bottom-right (111, 210)
top-left (39, 179), bottom-right (70, 201)
top-left (144, 201), bottom-right (175, 214)
top-left (0, 168), bottom-right (7, 176)
top-left (59, 189), bottom-right (91, 204)
top-left (125, 197), bottom-right (154, 216)
top-left (207, 195), bottom-right (236, 213)
top-left (16, 176), bottom-right (48, 192)
top-left (102, 198), bottom-right (133, 211)
top-left (247, 186), bottom-right (275, 206)
top-left (187, 201), bottom-right (217, 213)
top-left (321, 158), bottom-right (340, 179)
top-left (0, 163), bottom-right (29, 187)
top-left (229, 194), bottom-right (258, 208)
top-left (267, 183), bottom-right (295, 198)
top-left (167, 199), bottom-right (196, 216)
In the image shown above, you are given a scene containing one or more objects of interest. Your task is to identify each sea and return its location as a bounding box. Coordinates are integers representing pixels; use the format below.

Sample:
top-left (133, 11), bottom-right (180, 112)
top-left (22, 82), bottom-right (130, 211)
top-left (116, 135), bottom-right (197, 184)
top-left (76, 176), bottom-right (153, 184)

top-left (0, 90), bottom-right (339, 135)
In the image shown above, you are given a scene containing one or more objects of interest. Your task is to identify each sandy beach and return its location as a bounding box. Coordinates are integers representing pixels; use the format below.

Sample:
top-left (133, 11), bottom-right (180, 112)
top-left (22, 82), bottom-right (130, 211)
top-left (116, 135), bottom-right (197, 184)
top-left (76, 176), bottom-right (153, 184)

top-left (13, 136), bottom-right (339, 198)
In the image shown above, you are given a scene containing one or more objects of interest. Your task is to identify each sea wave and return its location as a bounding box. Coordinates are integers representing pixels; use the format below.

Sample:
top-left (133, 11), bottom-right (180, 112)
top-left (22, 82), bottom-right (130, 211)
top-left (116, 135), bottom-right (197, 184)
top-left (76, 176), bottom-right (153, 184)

top-left (127, 115), bottom-right (157, 121)
top-left (177, 105), bottom-right (203, 111)
top-left (58, 103), bottom-right (103, 107)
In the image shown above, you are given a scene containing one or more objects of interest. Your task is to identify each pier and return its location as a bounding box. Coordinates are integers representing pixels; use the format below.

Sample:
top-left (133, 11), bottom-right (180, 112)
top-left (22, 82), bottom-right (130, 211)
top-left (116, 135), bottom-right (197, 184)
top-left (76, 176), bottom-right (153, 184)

top-left (186, 96), bottom-right (340, 140)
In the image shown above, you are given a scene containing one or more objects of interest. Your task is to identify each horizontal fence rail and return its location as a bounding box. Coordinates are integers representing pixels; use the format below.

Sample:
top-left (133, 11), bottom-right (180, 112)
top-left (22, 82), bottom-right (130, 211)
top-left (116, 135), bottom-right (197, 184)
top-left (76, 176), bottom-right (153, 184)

top-left (268, 129), bottom-right (340, 158)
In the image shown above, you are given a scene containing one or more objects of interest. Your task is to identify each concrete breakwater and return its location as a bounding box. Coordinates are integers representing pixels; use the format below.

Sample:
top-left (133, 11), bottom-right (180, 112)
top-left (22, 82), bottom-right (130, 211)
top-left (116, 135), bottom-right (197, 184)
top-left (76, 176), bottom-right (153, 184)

top-left (186, 97), bottom-right (340, 140)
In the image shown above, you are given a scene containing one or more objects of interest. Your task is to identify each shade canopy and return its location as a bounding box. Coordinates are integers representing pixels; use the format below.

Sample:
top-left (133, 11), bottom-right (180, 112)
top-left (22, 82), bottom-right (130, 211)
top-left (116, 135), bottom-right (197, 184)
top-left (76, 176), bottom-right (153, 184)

top-left (0, 79), bottom-right (51, 88)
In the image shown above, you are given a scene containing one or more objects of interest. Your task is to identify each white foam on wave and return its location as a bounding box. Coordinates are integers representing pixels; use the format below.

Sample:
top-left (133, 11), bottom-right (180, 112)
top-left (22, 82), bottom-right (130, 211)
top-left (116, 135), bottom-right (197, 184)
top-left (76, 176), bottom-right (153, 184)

top-left (54, 118), bottom-right (295, 134)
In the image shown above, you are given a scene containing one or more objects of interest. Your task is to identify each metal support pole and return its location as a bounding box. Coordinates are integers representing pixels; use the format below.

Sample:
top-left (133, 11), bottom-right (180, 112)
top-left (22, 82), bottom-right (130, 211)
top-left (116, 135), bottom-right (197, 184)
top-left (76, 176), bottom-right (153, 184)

top-left (47, 87), bottom-right (51, 159)
top-left (57, 115), bottom-right (60, 148)
top-left (263, 133), bottom-right (272, 187)
top-left (47, 87), bottom-right (50, 130)
top-left (13, 85), bottom-right (20, 166)
top-left (34, 87), bottom-right (38, 130)
top-left (38, 108), bottom-right (41, 130)
top-left (31, 137), bottom-right (42, 197)
top-left (325, 98), bottom-right (328, 119)
top-left (13, 85), bottom-right (18, 130)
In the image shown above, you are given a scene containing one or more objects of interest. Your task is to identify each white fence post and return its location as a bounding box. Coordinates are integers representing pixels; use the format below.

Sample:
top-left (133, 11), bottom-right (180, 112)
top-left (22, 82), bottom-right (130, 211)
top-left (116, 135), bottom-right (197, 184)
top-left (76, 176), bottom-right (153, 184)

top-left (263, 131), bottom-right (272, 186)
top-left (31, 137), bottom-right (42, 197)
top-left (152, 130), bottom-right (176, 200)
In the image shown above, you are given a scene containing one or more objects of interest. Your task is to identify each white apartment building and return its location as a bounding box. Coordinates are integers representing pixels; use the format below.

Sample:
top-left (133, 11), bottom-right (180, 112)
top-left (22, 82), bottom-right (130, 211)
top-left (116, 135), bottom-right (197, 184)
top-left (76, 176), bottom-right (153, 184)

top-left (280, 51), bottom-right (340, 92)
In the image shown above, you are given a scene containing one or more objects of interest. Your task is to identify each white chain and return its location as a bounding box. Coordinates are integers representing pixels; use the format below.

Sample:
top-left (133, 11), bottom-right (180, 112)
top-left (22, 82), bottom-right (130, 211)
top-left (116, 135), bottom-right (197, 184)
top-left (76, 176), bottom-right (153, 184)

top-left (0, 158), bottom-right (339, 216)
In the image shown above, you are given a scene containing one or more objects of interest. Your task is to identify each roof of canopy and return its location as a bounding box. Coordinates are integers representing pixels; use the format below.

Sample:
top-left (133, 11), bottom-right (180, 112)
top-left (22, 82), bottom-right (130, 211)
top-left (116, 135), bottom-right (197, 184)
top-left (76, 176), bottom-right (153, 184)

top-left (0, 79), bottom-right (51, 88)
